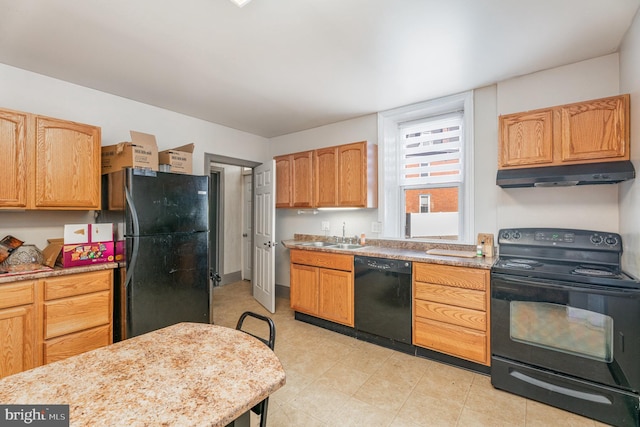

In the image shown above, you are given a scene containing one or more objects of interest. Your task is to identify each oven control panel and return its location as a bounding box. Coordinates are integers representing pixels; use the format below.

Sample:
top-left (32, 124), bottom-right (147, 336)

top-left (498, 228), bottom-right (622, 251)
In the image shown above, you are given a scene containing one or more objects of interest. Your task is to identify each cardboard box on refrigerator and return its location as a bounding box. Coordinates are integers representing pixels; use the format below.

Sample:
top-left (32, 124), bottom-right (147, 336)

top-left (101, 131), bottom-right (159, 174)
top-left (158, 143), bottom-right (194, 174)
top-left (43, 223), bottom-right (115, 268)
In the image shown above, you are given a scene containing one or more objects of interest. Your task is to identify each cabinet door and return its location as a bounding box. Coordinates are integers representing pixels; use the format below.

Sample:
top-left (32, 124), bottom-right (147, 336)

top-left (338, 142), bottom-right (367, 206)
top-left (290, 263), bottom-right (319, 315)
top-left (34, 116), bottom-right (101, 209)
top-left (318, 268), bottom-right (353, 326)
top-left (499, 109), bottom-right (554, 168)
top-left (44, 324), bottom-right (111, 364)
top-left (0, 305), bottom-right (35, 378)
top-left (315, 147), bottom-right (338, 207)
top-left (560, 95), bottom-right (629, 163)
top-left (0, 109), bottom-right (29, 208)
top-left (275, 155), bottom-right (292, 207)
top-left (292, 151), bottom-right (314, 207)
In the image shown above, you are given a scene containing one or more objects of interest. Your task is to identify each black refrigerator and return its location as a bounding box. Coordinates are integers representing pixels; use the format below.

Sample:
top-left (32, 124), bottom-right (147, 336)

top-left (98, 168), bottom-right (210, 341)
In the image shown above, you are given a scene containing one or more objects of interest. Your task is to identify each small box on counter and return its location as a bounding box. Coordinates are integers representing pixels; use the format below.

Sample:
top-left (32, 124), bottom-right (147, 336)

top-left (101, 131), bottom-right (159, 174)
top-left (158, 143), bottom-right (194, 174)
top-left (43, 223), bottom-right (115, 268)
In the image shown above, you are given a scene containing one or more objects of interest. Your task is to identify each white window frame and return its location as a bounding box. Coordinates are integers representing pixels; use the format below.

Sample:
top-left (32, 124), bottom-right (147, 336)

top-left (377, 91), bottom-right (474, 243)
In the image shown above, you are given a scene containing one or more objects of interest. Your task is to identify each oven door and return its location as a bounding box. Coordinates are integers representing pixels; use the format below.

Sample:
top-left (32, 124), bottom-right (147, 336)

top-left (491, 273), bottom-right (640, 392)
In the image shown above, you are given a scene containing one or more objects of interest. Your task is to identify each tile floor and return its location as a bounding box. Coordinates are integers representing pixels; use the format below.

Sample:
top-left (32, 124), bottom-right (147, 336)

top-left (213, 281), bottom-right (609, 427)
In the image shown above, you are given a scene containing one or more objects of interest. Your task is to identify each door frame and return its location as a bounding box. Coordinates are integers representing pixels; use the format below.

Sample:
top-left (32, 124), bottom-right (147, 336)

top-left (204, 153), bottom-right (261, 287)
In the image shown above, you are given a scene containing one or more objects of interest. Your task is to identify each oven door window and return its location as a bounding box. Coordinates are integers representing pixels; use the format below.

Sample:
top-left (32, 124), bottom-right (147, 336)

top-left (510, 301), bottom-right (613, 362)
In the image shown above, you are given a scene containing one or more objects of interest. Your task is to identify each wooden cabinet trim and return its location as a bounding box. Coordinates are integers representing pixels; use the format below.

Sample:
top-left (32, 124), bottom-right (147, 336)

top-left (414, 263), bottom-right (487, 290)
top-left (0, 304), bottom-right (36, 378)
top-left (414, 317), bottom-right (487, 364)
top-left (44, 324), bottom-right (111, 364)
top-left (43, 270), bottom-right (112, 300)
top-left (290, 249), bottom-right (353, 271)
top-left (0, 282), bottom-right (35, 309)
top-left (44, 290), bottom-right (111, 340)
top-left (414, 299), bottom-right (486, 331)
top-left (414, 281), bottom-right (485, 311)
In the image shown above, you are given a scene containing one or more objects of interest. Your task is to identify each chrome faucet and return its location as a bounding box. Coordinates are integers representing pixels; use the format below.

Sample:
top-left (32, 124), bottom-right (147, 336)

top-left (342, 222), bottom-right (346, 243)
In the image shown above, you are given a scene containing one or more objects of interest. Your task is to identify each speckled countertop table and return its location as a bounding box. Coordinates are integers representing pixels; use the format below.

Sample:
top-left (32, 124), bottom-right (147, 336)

top-left (0, 262), bottom-right (118, 284)
top-left (283, 234), bottom-right (495, 269)
top-left (0, 322), bottom-right (286, 427)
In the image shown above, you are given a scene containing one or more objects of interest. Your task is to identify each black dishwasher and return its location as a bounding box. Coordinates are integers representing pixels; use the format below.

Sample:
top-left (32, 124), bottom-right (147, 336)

top-left (354, 256), bottom-right (413, 353)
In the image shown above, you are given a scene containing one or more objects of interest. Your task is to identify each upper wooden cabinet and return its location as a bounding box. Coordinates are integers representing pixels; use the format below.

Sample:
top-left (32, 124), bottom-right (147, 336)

top-left (276, 141), bottom-right (377, 209)
top-left (0, 109), bottom-right (28, 208)
top-left (499, 94), bottom-right (630, 169)
top-left (275, 151), bottom-right (314, 208)
top-left (0, 107), bottom-right (101, 210)
top-left (334, 141), bottom-right (377, 208)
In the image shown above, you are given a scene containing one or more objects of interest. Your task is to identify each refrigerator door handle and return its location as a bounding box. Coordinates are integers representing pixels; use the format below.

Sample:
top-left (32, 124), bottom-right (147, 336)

top-left (124, 186), bottom-right (141, 289)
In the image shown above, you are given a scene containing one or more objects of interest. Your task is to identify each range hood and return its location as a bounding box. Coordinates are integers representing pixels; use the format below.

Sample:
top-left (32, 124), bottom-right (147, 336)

top-left (496, 160), bottom-right (636, 188)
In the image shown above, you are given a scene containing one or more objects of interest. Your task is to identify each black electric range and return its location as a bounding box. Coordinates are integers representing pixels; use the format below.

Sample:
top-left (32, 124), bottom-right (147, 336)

top-left (491, 228), bottom-right (640, 289)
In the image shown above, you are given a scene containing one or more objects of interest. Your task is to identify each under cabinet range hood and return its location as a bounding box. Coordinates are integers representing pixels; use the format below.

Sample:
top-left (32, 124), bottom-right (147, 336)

top-left (496, 160), bottom-right (636, 188)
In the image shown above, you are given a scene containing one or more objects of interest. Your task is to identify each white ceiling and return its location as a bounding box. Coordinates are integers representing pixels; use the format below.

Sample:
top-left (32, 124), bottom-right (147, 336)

top-left (0, 0), bottom-right (638, 138)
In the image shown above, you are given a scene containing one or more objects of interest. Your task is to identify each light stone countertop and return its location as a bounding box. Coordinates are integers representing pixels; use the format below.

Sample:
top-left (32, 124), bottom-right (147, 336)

top-left (0, 262), bottom-right (118, 284)
top-left (0, 322), bottom-right (286, 427)
top-left (283, 235), bottom-right (495, 270)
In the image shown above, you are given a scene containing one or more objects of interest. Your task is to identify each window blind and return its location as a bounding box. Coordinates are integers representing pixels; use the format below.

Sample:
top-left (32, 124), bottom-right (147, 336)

top-left (399, 113), bottom-right (463, 185)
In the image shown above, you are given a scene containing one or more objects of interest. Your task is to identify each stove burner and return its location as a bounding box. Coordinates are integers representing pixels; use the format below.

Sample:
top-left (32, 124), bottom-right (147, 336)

top-left (572, 265), bottom-right (618, 278)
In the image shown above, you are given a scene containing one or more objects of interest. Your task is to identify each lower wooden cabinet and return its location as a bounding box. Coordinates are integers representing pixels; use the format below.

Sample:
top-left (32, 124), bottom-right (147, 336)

top-left (413, 263), bottom-right (490, 366)
top-left (0, 269), bottom-right (113, 377)
top-left (41, 270), bottom-right (113, 362)
top-left (0, 281), bottom-right (36, 378)
top-left (290, 249), bottom-right (354, 327)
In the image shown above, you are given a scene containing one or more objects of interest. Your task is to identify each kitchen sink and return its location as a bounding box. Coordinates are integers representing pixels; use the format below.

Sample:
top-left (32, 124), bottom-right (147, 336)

top-left (328, 243), bottom-right (365, 250)
top-left (299, 241), bottom-right (335, 247)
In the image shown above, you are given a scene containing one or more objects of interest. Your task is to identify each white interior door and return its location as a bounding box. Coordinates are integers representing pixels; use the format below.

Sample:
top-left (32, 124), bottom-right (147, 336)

top-left (252, 161), bottom-right (275, 313)
top-left (242, 173), bottom-right (252, 280)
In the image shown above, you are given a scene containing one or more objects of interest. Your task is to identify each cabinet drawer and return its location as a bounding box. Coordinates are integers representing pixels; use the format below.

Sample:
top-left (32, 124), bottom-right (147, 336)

top-left (44, 324), bottom-right (111, 364)
top-left (414, 317), bottom-right (487, 365)
top-left (44, 291), bottom-right (111, 339)
top-left (414, 281), bottom-right (485, 311)
top-left (415, 300), bottom-right (486, 331)
top-left (290, 249), bottom-right (353, 271)
top-left (414, 263), bottom-right (487, 290)
top-left (43, 270), bottom-right (112, 300)
top-left (0, 282), bottom-right (35, 309)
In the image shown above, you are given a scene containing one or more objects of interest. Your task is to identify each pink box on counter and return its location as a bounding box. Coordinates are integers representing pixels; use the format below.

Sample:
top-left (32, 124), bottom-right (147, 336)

top-left (60, 241), bottom-right (115, 267)
top-left (114, 240), bottom-right (125, 262)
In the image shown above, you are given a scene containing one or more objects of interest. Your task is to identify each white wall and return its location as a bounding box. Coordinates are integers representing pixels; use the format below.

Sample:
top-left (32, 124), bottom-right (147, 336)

top-left (0, 63), bottom-right (270, 252)
top-left (270, 115), bottom-right (379, 286)
top-left (495, 54), bottom-right (622, 233)
top-left (270, 54), bottom-right (631, 287)
top-left (619, 9), bottom-right (640, 277)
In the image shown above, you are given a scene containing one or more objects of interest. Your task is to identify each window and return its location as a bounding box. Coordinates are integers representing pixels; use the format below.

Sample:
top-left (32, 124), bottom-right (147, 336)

top-left (378, 92), bottom-right (474, 243)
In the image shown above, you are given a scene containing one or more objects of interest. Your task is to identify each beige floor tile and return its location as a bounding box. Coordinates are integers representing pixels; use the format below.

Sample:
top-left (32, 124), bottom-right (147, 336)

top-left (463, 377), bottom-right (527, 424)
top-left (411, 361), bottom-right (474, 402)
top-left (327, 396), bottom-right (398, 426)
top-left (525, 400), bottom-right (597, 426)
top-left (267, 400), bottom-right (328, 427)
top-left (373, 351), bottom-right (431, 389)
top-left (396, 392), bottom-right (464, 426)
top-left (212, 281), bottom-right (605, 427)
top-left (288, 381), bottom-right (352, 424)
top-left (352, 375), bottom-right (413, 413)
top-left (316, 361), bottom-right (372, 395)
top-left (388, 416), bottom-right (423, 427)
top-left (457, 407), bottom-right (525, 427)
